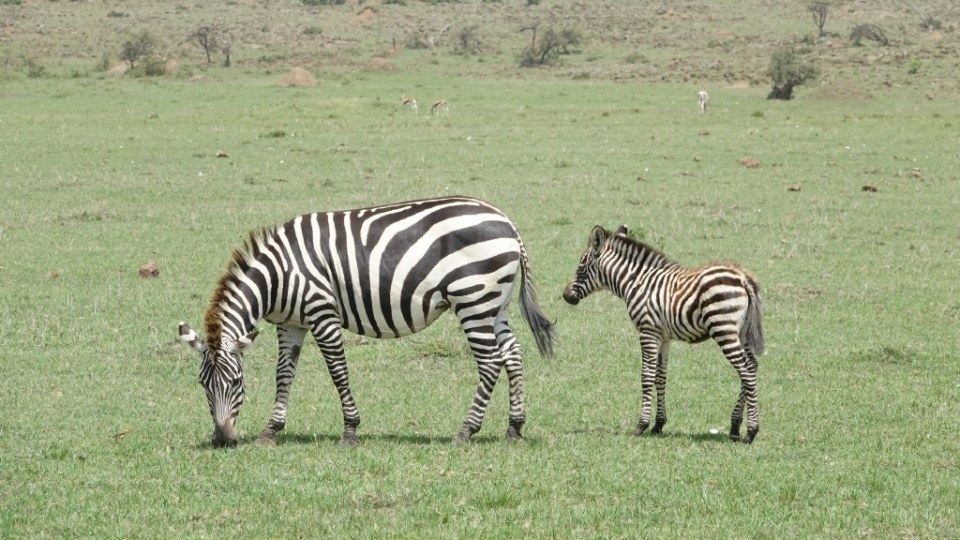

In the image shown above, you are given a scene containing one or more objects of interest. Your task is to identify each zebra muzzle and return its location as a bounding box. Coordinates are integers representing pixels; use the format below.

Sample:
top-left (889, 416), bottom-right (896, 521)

top-left (212, 417), bottom-right (238, 448)
top-left (562, 286), bottom-right (580, 305)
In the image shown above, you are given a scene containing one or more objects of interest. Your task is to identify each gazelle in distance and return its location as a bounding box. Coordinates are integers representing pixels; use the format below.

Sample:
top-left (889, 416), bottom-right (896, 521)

top-left (431, 99), bottom-right (449, 116)
top-left (698, 90), bottom-right (710, 115)
top-left (401, 94), bottom-right (418, 115)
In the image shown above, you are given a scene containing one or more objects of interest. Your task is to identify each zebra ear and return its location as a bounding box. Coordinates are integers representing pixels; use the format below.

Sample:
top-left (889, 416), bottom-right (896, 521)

top-left (227, 330), bottom-right (259, 354)
top-left (589, 225), bottom-right (606, 252)
top-left (615, 225), bottom-right (628, 236)
top-left (178, 322), bottom-right (208, 354)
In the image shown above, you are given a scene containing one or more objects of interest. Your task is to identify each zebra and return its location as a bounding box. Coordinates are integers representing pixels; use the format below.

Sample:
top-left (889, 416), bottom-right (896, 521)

top-left (561, 225), bottom-right (765, 444)
top-left (178, 196), bottom-right (555, 448)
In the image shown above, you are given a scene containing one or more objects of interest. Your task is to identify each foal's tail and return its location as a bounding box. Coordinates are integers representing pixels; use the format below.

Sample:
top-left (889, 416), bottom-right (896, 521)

top-left (744, 274), bottom-right (765, 357)
top-left (517, 242), bottom-right (556, 359)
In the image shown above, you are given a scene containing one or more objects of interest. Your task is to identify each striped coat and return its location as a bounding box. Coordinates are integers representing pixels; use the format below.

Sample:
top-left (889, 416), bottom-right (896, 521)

top-left (180, 197), bottom-right (554, 447)
top-left (563, 225), bottom-right (764, 443)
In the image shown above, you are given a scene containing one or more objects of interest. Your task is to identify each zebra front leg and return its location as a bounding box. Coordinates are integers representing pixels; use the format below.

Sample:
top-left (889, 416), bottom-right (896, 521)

top-left (651, 342), bottom-right (671, 435)
top-left (257, 326), bottom-right (308, 445)
top-left (632, 337), bottom-right (661, 437)
top-left (313, 323), bottom-right (361, 447)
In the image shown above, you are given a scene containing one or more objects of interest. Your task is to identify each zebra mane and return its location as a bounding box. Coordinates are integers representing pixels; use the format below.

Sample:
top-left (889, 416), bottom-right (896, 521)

top-left (203, 226), bottom-right (277, 352)
top-left (606, 229), bottom-right (678, 269)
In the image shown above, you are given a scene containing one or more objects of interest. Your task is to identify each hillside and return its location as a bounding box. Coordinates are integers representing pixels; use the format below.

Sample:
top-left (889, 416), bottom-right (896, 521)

top-left (1, 0), bottom-right (959, 95)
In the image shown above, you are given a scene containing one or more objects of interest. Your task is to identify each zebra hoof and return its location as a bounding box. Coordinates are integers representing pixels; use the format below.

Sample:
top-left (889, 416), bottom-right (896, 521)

top-left (255, 435), bottom-right (276, 446)
top-left (741, 428), bottom-right (759, 445)
top-left (338, 434), bottom-right (359, 448)
top-left (505, 426), bottom-right (523, 442)
top-left (452, 431), bottom-right (473, 444)
top-left (631, 422), bottom-right (649, 437)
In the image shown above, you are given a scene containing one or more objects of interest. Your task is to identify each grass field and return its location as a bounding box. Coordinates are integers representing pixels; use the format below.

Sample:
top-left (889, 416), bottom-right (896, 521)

top-left (1, 1), bottom-right (960, 537)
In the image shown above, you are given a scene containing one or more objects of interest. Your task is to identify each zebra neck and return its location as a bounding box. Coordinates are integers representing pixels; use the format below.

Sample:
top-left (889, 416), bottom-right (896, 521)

top-left (204, 268), bottom-right (272, 350)
top-left (602, 240), bottom-right (677, 297)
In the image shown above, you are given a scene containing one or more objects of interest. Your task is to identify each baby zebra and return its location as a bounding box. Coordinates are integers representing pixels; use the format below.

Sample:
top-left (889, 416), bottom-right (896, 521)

top-left (562, 225), bottom-right (765, 443)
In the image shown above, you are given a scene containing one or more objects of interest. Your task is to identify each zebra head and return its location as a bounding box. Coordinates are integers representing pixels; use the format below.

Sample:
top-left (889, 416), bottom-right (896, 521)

top-left (563, 225), bottom-right (622, 305)
top-left (178, 322), bottom-right (259, 448)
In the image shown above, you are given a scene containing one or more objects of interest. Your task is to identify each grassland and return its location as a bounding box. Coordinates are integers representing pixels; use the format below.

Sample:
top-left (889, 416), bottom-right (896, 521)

top-left (2, 1), bottom-right (960, 539)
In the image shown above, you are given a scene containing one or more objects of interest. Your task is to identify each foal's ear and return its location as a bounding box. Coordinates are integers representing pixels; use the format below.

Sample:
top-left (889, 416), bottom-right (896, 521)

top-left (615, 225), bottom-right (628, 236)
top-left (589, 225), bottom-right (607, 252)
top-left (178, 322), bottom-right (207, 354)
top-left (226, 330), bottom-right (259, 354)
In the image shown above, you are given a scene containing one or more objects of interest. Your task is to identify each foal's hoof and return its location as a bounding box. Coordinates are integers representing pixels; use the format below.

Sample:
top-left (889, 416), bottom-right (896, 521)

top-left (338, 434), bottom-right (359, 448)
top-left (452, 431), bottom-right (473, 444)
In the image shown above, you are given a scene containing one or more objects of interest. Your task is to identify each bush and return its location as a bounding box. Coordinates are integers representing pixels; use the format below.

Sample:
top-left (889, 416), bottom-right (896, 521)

top-left (766, 46), bottom-right (818, 100)
top-left (120, 30), bottom-right (158, 70)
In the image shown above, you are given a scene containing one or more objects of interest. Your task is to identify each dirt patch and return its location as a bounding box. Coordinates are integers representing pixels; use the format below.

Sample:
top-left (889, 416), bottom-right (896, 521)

top-left (107, 62), bottom-right (129, 74)
top-left (365, 56), bottom-right (395, 72)
top-left (811, 80), bottom-right (873, 102)
top-left (278, 67), bottom-right (317, 88)
top-left (356, 8), bottom-right (375, 21)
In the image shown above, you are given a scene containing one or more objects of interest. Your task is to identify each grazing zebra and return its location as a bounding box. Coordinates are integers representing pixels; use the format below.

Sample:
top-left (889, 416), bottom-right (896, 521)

top-left (698, 90), bottom-right (710, 115)
top-left (562, 225), bottom-right (765, 444)
top-left (179, 196), bottom-right (555, 448)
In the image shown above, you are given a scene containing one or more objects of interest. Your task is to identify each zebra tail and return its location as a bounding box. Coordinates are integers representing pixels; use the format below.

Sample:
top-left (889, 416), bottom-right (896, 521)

top-left (517, 252), bottom-right (556, 359)
top-left (745, 276), bottom-right (765, 356)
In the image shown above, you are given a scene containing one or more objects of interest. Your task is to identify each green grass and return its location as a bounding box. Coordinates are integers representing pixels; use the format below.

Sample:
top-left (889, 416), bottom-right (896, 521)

top-left (1, 70), bottom-right (959, 538)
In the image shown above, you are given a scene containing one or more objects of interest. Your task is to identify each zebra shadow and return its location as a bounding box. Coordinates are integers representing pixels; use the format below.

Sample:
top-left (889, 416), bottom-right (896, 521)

top-left (272, 431), bottom-right (511, 447)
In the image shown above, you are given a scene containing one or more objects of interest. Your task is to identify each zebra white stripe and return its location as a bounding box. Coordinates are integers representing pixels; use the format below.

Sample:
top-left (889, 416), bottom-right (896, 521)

top-left (179, 196), bottom-right (554, 448)
top-left (562, 225), bottom-right (765, 444)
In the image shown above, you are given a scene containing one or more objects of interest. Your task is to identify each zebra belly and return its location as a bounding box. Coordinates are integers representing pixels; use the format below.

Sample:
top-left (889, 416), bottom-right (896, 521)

top-left (341, 290), bottom-right (451, 338)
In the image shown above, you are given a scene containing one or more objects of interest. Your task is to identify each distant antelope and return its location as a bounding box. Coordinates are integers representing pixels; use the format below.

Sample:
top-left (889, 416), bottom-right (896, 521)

top-left (698, 90), bottom-right (710, 115)
top-left (431, 99), bottom-right (449, 116)
top-left (401, 94), bottom-right (418, 115)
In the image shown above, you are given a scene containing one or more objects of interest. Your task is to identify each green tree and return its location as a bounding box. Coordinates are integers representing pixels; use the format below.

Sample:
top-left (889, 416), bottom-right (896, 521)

top-left (120, 31), bottom-right (158, 70)
top-left (767, 46), bottom-right (818, 100)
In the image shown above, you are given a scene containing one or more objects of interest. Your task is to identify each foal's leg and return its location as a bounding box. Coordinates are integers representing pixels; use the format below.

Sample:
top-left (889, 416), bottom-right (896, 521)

top-left (651, 341), bottom-right (671, 435)
top-left (632, 333), bottom-right (662, 436)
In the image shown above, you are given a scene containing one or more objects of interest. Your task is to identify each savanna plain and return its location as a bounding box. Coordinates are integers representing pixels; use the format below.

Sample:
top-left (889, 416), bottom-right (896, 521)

top-left (1, 0), bottom-right (959, 538)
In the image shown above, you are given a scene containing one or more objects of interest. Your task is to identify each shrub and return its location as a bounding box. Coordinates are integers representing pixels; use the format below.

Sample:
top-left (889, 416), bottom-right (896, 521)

top-left (766, 46), bottom-right (819, 100)
top-left (120, 30), bottom-right (158, 70)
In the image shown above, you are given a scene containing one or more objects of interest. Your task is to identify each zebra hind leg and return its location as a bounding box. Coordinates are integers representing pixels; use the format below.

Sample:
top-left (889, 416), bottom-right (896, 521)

top-left (497, 314), bottom-right (526, 442)
top-left (454, 326), bottom-right (505, 443)
top-left (727, 348), bottom-right (760, 444)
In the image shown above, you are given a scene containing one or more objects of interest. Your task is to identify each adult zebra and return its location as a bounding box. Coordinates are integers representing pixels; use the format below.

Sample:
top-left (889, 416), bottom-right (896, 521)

top-left (179, 196), bottom-right (555, 448)
top-left (562, 225), bottom-right (765, 443)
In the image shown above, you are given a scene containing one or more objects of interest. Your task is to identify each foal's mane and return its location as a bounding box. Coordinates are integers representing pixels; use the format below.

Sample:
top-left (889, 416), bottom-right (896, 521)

top-left (202, 226), bottom-right (276, 351)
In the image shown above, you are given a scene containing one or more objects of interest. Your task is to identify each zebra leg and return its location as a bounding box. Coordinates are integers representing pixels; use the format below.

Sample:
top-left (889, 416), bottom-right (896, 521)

top-left (256, 325), bottom-right (308, 446)
top-left (496, 310), bottom-right (526, 441)
top-left (632, 335), bottom-right (662, 437)
top-left (454, 323), bottom-right (505, 443)
top-left (312, 322), bottom-right (361, 447)
top-left (724, 343), bottom-right (760, 444)
top-left (651, 341), bottom-right (671, 435)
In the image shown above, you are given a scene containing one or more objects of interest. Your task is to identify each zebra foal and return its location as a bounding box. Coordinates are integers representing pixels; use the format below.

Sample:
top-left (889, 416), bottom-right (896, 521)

top-left (179, 197), bottom-right (554, 448)
top-left (562, 225), bottom-right (765, 443)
